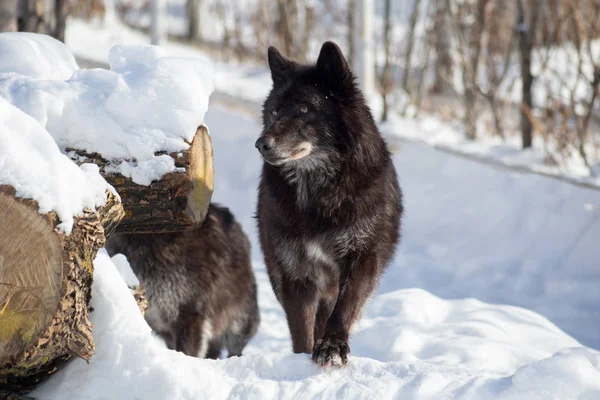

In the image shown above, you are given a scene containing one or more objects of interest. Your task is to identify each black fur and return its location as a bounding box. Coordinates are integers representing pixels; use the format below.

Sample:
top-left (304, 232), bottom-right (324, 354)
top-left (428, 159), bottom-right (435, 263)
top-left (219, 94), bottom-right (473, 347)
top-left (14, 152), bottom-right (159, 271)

top-left (256, 41), bottom-right (403, 366)
top-left (106, 204), bottom-right (260, 359)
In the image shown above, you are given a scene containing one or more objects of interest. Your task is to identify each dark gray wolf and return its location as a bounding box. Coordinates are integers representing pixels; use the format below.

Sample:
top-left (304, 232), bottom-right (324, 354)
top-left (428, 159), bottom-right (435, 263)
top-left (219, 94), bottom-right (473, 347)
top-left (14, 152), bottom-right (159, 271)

top-left (106, 204), bottom-right (260, 359)
top-left (255, 41), bottom-right (403, 367)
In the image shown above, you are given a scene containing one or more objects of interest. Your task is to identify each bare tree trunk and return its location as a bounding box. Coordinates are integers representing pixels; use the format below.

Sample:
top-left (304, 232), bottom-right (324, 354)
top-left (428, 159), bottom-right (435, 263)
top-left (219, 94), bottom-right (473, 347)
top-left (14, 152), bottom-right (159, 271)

top-left (402, 0), bottom-right (422, 92)
top-left (187, 0), bottom-right (199, 40)
top-left (516, 0), bottom-right (540, 149)
top-left (415, 41), bottom-right (432, 114)
top-left (300, 3), bottom-right (315, 62)
top-left (215, 2), bottom-right (231, 61)
top-left (232, 7), bottom-right (247, 62)
top-left (187, 0), bottom-right (208, 42)
top-left (467, 0), bottom-right (489, 140)
top-left (353, 0), bottom-right (375, 97)
top-left (16, 0), bottom-right (70, 41)
top-left (150, 0), bottom-right (166, 45)
top-left (17, 0), bottom-right (46, 33)
top-left (277, 0), bottom-right (295, 57)
top-left (432, 0), bottom-right (452, 93)
top-left (579, 69), bottom-right (600, 169)
top-left (54, 0), bottom-right (67, 42)
top-left (253, 0), bottom-right (269, 55)
top-left (346, 0), bottom-right (355, 69)
top-left (488, 96), bottom-right (504, 138)
top-left (381, 0), bottom-right (392, 121)
top-left (0, 0), bottom-right (18, 32)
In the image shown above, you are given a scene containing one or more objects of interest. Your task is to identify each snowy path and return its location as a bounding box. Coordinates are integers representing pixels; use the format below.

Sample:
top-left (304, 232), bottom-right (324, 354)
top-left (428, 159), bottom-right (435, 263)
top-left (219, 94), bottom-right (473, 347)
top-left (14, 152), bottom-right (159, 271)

top-left (203, 104), bottom-right (600, 352)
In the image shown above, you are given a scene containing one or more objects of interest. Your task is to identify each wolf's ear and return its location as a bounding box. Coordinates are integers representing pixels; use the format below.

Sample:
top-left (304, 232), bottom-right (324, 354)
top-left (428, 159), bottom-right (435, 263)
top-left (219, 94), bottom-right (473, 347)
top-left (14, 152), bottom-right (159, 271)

top-left (268, 46), bottom-right (293, 86)
top-left (316, 41), bottom-right (351, 93)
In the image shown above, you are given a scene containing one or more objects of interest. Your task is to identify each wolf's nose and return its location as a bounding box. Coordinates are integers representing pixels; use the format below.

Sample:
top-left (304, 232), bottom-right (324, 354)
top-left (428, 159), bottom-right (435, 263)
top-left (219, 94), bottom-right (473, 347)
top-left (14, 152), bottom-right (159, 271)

top-left (255, 136), bottom-right (275, 152)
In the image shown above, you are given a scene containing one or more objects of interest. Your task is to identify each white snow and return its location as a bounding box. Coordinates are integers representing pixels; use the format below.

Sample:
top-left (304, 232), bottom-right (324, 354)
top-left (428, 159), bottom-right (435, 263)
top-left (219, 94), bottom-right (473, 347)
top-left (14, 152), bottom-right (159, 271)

top-left (0, 98), bottom-right (111, 233)
top-left (0, 32), bottom-right (79, 80)
top-left (381, 114), bottom-right (600, 188)
top-left (0, 32), bottom-right (215, 186)
top-left (31, 249), bottom-right (600, 400)
top-left (111, 253), bottom-right (139, 287)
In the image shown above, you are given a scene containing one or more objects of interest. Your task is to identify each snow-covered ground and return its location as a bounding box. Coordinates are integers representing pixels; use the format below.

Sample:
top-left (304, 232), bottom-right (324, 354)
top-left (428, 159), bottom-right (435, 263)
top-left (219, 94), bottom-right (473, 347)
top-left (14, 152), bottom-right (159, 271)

top-left (1, 25), bottom-right (600, 399)
top-left (30, 251), bottom-right (600, 400)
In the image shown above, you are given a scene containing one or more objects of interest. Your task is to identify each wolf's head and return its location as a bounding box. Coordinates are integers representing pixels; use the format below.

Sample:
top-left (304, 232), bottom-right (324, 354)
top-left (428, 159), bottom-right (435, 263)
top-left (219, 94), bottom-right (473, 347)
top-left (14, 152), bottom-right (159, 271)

top-left (256, 41), bottom-right (362, 168)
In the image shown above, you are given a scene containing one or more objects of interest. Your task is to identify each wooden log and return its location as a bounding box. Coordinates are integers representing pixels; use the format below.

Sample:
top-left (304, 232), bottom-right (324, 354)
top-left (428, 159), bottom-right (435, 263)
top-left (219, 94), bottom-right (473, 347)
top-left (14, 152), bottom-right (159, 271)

top-left (0, 185), bottom-right (124, 395)
top-left (68, 124), bottom-right (214, 234)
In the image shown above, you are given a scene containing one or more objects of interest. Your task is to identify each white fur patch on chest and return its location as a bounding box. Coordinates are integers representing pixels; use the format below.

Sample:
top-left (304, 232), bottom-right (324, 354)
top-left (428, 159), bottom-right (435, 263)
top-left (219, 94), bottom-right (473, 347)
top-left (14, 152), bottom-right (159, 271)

top-left (304, 240), bottom-right (336, 267)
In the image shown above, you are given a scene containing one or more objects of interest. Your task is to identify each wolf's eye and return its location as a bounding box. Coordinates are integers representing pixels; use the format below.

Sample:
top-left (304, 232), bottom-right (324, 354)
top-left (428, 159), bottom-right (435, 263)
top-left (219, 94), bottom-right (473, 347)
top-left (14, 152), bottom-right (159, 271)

top-left (271, 109), bottom-right (278, 117)
top-left (300, 106), bottom-right (308, 114)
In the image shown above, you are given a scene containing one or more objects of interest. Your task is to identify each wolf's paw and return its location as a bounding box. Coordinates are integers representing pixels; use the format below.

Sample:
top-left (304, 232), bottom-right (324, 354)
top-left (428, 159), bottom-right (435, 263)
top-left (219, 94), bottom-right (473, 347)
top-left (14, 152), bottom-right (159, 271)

top-left (312, 336), bottom-right (349, 367)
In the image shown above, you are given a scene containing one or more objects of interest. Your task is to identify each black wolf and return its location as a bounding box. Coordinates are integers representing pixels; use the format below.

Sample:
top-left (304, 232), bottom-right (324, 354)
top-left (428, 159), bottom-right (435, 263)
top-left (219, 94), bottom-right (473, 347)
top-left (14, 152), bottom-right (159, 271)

top-left (106, 204), bottom-right (260, 359)
top-left (255, 41), bottom-right (403, 367)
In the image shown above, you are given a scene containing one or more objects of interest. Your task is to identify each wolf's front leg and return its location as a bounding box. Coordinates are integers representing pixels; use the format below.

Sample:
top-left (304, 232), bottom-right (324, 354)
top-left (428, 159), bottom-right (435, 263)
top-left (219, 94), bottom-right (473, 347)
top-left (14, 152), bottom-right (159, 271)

top-left (312, 254), bottom-right (380, 367)
top-left (281, 277), bottom-right (320, 354)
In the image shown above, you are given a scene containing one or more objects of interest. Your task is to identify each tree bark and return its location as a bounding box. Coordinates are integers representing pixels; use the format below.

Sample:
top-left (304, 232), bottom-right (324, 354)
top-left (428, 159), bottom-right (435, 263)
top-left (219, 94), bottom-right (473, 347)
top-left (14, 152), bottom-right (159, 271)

top-left (402, 0), bottom-right (421, 93)
top-left (17, 0), bottom-right (45, 34)
top-left (187, 0), bottom-right (199, 40)
top-left (277, 0), bottom-right (296, 58)
top-left (432, 0), bottom-right (452, 93)
top-left (68, 125), bottom-right (214, 234)
top-left (186, 0), bottom-right (208, 41)
top-left (347, 0), bottom-right (355, 70)
top-left (16, 0), bottom-right (70, 42)
top-left (381, 0), bottom-right (392, 121)
top-left (0, 186), bottom-right (124, 395)
top-left (464, 0), bottom-right (489, 140)
top-left (0, 0), bottom-right (18, 32)
top-left (54, 0), bottom-right (67, 42)
top-left (517, 0), bottom-right (540, 149)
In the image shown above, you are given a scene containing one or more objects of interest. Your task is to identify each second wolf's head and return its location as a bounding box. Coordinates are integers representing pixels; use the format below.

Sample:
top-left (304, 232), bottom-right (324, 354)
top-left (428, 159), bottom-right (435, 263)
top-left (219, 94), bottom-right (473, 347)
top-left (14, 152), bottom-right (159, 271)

top-left (255, 41), bottom-right (372, 170)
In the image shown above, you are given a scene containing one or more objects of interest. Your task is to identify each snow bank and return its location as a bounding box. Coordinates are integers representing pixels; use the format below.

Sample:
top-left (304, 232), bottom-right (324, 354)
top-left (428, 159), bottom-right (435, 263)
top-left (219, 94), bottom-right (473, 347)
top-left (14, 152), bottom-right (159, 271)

top-left (0, 98), bottom-right (110, 233)
top-left (381, 114), bottom-right (600, 188)
top-left (0, 32), bottom-right (78, 80)
top-left (32, 250), bottom-right (600, 399)
top-left (0, 32), bottom-right (215, 185)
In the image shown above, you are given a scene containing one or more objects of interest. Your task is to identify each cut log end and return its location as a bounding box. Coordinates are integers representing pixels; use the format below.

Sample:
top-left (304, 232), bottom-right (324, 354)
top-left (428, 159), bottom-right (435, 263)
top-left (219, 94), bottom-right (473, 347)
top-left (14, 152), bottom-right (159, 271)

top-left (0, 186), bottom-right (124, 394)
top-left (186, 124), bottom-right (214, 224)
top-left (0, 191), bottom-right (62, 363)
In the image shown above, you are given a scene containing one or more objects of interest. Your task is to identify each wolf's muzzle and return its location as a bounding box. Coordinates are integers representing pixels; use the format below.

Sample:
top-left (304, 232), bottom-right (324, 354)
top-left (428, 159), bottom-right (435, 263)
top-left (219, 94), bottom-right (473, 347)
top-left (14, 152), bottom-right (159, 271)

top-left (255, 136), bottom-right (276, 154)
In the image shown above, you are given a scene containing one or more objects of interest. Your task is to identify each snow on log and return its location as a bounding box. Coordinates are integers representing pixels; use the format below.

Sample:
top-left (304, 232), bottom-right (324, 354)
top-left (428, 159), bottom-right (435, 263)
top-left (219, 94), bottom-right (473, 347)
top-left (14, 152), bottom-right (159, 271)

top-left (69, 124), bottom-right (214, 233)
top-left (0, 33), bottom-right (216, 233)
top-left (0, 99), bottom-right (125, 394)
